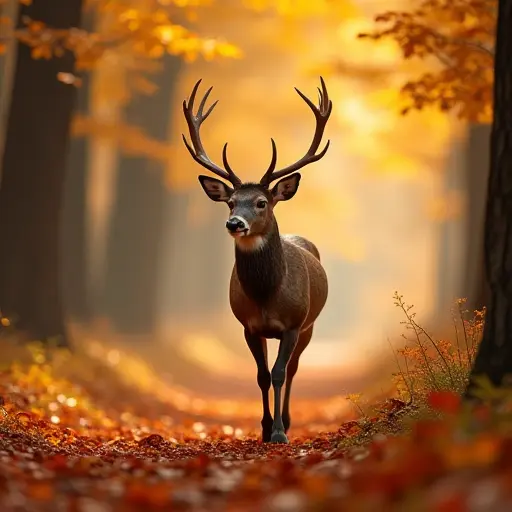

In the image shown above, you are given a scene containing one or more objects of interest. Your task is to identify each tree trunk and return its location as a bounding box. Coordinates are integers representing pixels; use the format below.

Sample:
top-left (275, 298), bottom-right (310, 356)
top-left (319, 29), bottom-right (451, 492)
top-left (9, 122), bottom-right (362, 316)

top-left (0, 0), bottom-right (19, 168)
top-left (101, 56), bottom-right (182, 335)
top-left (61, 69), bottom-right (91, 324)
top-left (61, 11), bottom-right (95, 325)
top-left (0, 0), bottom-right (82, 344)
top-left (466, 0), bottom-right (512, 393)
top-left (463, 124), bottom-right (491, 312)
top-left (434, 137), bottom-right (466, 319)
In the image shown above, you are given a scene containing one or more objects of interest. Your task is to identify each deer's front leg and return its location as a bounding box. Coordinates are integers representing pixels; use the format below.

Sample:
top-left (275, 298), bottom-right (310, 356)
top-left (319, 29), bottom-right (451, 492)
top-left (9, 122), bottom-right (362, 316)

top-left (244, 329), bottom-right (273, 442)
top-left (270, 329), bottom-right (299, 444)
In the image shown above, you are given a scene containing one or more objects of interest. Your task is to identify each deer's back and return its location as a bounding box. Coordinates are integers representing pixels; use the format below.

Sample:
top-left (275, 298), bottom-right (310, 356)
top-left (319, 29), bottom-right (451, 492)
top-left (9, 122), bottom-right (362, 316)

top-left (282, 234), bottom-right (328, 330)
top-left (281, 234), bottom-right (321, 260)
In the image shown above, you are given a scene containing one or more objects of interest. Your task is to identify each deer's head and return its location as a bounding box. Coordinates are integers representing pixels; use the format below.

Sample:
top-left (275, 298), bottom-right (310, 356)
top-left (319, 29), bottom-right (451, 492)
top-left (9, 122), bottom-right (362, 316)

top-left (182, 78), bottom-right (332, 251)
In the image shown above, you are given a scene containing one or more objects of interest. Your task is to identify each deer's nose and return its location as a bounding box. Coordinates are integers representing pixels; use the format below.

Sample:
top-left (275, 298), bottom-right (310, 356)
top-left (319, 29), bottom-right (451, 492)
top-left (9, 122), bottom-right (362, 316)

top-left (226, 218), bottom-right (246, 232)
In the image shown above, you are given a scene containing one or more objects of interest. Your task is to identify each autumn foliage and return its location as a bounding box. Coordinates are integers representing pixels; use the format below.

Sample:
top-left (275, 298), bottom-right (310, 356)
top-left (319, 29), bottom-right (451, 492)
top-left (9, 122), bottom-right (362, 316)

top-left (1, 339), bottom-right (512, 510)
top-left (392, 294), bottom-right (485, 403)
top-left (0, 294), bottom-right (508, 510)
top-left (0, 0), bottom-right (507, 507)
top-left (0, 0), bottom-right (245, 160)
top-left (0, 0), bottom-right (241, 67)
top-left (359, 0), bottom-right (496, 122)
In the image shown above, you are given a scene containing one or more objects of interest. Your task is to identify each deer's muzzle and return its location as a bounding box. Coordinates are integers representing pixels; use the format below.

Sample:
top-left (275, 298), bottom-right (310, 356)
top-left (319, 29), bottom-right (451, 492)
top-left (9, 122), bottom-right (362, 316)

top-left (226, 217), bottom-right (248, 235)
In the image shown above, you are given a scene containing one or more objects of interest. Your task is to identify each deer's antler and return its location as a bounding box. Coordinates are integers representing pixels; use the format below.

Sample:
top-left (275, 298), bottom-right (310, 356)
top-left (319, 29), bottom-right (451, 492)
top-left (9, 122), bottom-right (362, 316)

top-left (260, 77), bottom-right (332, 187)
top-left (182, 80), bottom-right (242, 188)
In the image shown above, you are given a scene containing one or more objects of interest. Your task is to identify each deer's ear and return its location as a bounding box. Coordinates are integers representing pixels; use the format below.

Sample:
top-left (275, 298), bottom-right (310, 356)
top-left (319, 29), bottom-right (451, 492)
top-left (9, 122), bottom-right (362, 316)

top-left (271, 173), bottom-right (301, 203)
top-left (198, 175), bottom-right (233, 202)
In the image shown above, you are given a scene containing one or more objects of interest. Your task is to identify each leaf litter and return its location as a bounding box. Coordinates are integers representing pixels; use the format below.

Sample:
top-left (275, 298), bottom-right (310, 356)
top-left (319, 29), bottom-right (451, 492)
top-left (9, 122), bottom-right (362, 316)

top-left (0, 341), bottom-right (511, 511)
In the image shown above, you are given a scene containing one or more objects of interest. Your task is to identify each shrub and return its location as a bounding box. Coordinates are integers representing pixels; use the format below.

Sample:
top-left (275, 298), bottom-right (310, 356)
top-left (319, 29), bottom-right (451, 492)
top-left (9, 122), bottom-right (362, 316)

top-left (391, 292), bottom-right (485, 405)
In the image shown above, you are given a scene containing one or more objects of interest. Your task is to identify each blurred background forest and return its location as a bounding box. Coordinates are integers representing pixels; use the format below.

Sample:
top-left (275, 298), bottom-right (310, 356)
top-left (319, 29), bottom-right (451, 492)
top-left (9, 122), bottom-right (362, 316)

top-left (0, 0), bottom-right (494, 419)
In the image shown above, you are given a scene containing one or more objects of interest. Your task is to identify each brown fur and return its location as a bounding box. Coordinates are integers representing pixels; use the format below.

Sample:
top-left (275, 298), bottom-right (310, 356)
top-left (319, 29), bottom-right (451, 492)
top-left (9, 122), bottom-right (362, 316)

top-left (224, 185), bottom-right (328, 339)
top-left (229, 232), bottom-right (328, 338)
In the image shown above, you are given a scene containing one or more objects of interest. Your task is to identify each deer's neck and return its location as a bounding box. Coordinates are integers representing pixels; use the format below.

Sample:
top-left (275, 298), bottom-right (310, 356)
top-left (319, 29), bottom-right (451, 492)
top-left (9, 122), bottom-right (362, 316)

top-left (234, 220), bottom-right (286, 305)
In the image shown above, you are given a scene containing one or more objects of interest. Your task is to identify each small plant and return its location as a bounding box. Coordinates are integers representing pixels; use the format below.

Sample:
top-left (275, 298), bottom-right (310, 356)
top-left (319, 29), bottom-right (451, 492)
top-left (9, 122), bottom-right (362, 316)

top-left (345, 393), bottom-right (366, 418)
top-left (391, 292), bottom-right (485, 405)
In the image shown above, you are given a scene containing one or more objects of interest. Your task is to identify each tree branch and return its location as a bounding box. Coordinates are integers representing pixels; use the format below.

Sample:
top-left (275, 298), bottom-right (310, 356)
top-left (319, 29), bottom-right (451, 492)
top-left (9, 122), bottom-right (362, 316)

top-left (429, 28), bottom-right (495, 58)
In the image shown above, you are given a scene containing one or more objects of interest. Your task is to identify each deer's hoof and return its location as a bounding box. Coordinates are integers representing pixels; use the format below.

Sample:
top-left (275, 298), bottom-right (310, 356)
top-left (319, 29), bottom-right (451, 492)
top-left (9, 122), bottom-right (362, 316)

top-left (270, 430), bottom-right (289, 444)
top-left (262, 430), bottom-right (272, 443)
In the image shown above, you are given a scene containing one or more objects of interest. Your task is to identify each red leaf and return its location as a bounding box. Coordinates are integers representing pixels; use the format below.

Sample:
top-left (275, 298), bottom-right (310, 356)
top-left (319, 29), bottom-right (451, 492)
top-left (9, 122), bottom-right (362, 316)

top-left (138, 433), bottom-right (164, 448)
top-left (44, 454), bottom-right (69, 471)
top-left (428, 391), bottom-right (461, 414)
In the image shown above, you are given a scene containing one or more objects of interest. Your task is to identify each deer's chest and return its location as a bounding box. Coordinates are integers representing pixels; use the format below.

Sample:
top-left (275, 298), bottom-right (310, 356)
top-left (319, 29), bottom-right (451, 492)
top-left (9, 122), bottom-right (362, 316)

top-left (229, 277), bottom-right (307, 336)
top-left (232, 302), bottom-right (286, 338)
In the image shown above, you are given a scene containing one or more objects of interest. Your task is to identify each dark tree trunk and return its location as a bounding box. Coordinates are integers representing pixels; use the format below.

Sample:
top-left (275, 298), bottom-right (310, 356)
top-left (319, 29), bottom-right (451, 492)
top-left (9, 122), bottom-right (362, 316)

top-left (101, 56), bottom-right (182, 334)
top-left (61, 11), bottom-right (95, 325)
top-left (0, 0), bottom-right (19, 163)
top-left (61, 68), bottom-right (91, 324)
top-left (463, 124), bottom-right (491, 312)
top-left (0, 0), bottom-right (82, 344)
top-left (466, 0), bottom-right (512, 393)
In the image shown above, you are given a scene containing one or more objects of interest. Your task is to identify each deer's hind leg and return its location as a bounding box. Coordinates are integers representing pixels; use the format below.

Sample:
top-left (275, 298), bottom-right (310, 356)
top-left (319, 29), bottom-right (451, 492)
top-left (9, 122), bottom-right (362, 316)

top-left (282, 325), bottom-right (313, 433)
top-left (244, 329), bottom-right (273, 442)
top-left (270, 329), bottom-right (299, 444)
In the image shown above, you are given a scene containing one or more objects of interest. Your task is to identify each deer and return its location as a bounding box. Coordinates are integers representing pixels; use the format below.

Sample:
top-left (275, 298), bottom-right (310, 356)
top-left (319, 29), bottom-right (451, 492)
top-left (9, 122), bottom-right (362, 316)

top-left (182, 77), bottom-right (332, 444)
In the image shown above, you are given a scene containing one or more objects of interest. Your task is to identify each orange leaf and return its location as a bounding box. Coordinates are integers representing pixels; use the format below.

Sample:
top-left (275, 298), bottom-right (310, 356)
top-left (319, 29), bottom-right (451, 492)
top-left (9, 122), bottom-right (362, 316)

top-left (27, 482), bottom-right (53, 501)
top-left (427, 391), bottom-right (461, 414)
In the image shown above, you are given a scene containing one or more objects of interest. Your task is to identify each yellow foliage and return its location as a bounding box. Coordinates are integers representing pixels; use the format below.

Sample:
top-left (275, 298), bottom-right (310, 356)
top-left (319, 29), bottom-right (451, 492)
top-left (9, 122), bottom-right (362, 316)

top-left (1, 1), bottom-right (243, 89)
top-left (243, 0), bottom-right (357, 18)
top-left (0, 0), bottom-right (249, 153)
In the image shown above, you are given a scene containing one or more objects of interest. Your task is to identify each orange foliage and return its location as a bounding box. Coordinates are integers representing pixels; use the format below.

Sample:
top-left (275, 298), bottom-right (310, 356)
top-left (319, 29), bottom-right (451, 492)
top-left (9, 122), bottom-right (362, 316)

top-left (0, 300), bottom-right (509, 509)
top-left (359, 0), bottom-right (496, 122)
top-left (391, 294), bottom-right (485, 404)
top-left (1, 353), bottom-right (512, 509)
top-left (0, 1), bottom-right (245, 156)
top-left (0, 0), bottom-right (242, 71)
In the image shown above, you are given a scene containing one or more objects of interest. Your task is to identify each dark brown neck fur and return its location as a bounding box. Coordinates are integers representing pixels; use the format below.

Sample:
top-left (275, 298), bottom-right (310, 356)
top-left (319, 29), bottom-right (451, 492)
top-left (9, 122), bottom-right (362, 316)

top-left (234, 219), bottom-right (286, 305)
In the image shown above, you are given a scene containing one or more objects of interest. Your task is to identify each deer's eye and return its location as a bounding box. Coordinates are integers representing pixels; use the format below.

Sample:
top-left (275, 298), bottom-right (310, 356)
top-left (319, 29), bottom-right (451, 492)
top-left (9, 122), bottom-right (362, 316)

top-left (256, 200), bottom-right (267, 209)
top-left (227, 201), bottom-right (234, 210)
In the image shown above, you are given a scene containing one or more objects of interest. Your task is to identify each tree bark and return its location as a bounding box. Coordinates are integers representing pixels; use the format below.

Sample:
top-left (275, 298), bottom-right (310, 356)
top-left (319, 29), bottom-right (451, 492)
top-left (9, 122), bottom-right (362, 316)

top-left (466, 0), bottom-right (512, 393)
top-left (61, 69), bottom-right (91, 324)
top-left (0, 0), bottom-right (82, 344)
top-left (463, 124), bottom-right (491, 312)
top-left (60, 10), bottom-right (95, 325)
top-left (0, 0), bottom-right (19, 169)
top-left (101, 56), bottom-right (182, 334)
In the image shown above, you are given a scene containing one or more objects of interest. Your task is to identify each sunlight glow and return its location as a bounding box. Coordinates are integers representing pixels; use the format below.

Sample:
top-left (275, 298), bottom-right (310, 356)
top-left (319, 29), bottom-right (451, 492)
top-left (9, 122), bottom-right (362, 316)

top-left (66, 397), bottom-right (78, 408)
top-left (338, 97), bottom-right (392, 135)
top-left (75, 335), bottom-right (353, 425)
top-left (77, 0), bottom-right (466, 404)
top-left (160, 1), bottom-right (462, 391)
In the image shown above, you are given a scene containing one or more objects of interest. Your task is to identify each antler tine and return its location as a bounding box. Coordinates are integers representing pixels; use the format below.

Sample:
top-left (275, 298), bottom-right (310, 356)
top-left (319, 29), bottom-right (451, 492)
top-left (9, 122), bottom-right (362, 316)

top-left (260, 76), bottom-right (332, 187)
top-left (182, 79), bottom-right (242, 187)
top-left (263, 138), bottom-right (278, 175)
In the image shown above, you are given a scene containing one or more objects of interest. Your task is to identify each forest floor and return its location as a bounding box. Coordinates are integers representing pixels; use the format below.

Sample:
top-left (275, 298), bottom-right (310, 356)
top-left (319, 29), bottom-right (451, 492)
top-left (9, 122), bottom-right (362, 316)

top-left (0, 350), bottom-right (511, 511)
top-left (0, 301), bottom-right (511, 512)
